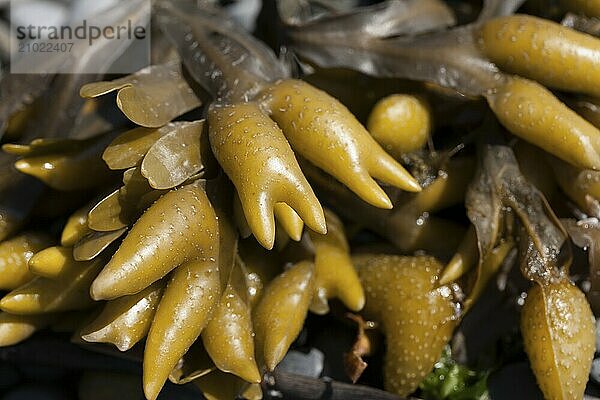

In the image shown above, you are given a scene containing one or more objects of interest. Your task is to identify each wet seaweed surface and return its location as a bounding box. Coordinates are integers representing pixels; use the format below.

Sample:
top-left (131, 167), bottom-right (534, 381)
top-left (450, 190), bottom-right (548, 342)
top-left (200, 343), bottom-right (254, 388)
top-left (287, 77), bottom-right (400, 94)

top-left (2, 1), bottom-right (600, 399)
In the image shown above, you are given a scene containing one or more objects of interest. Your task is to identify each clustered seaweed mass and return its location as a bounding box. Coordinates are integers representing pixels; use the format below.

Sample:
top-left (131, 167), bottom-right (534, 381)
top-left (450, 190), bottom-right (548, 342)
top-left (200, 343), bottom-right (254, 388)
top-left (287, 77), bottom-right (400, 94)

top-left (1, 0), bottom-right (600, 399)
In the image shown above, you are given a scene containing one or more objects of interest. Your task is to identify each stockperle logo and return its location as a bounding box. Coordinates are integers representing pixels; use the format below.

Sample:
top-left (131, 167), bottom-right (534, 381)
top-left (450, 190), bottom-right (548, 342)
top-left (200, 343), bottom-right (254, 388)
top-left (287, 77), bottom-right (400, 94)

top-left (10, 0), bottom-right (151, 74)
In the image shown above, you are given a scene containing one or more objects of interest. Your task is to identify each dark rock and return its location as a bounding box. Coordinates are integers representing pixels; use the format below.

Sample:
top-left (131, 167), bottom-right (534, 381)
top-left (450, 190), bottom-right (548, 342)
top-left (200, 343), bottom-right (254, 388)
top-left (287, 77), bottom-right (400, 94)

top-left (488, 362), bottom-right (543, 400)
top-left (278, 348), bottom-right (324, 378)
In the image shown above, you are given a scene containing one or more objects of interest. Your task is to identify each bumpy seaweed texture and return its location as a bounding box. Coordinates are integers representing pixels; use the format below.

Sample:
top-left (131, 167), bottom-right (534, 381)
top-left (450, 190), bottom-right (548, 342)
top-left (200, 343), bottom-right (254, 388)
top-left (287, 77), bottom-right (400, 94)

top-left (1, 1), bottom-right (600, 400)
top-left (356, 255), bottom-right (457, 397)
top-left (521, 281), bottom-right (595, 400)
top-left (284, 2), bottom-right (600, 170)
